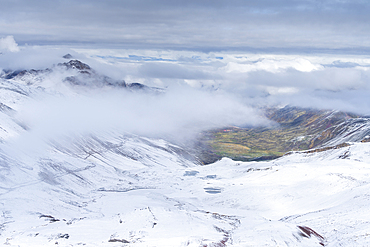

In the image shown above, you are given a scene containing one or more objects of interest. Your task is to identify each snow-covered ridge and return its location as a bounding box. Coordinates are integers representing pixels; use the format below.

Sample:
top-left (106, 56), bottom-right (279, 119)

top-left (320, 117), bottom-right (370, 145)
top-left (0, 58), bottom-right (161, 92)
top-left (1, 57), bottom-right (370, 246)
top-left (2, 129), bottom-right (370, 246)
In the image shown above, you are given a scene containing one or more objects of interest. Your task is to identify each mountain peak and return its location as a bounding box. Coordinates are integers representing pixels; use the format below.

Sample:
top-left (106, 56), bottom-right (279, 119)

top-left (63, 54), bottom-right (73, 59)
top-left (60, 60), bottom-right (91, 71)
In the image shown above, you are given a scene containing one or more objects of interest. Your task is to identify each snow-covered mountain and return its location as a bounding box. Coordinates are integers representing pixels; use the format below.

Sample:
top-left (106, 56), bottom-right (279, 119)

top-left (1, 58), bottom-right (370, 246)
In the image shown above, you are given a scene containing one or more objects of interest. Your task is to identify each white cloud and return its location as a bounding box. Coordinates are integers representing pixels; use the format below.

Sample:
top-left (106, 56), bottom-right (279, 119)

top-left (0, 36), bottom-right (20, 52)
top-left (74, 49), bottom-right (370, 115)
top-left (15, 85), bottom-right (269, 146)
top-left (224, 57), bottom-right (320, 74)
top-left (264, 86), bottom-right (299, 95)
top-left (0, 46), bottom-right (81, 70)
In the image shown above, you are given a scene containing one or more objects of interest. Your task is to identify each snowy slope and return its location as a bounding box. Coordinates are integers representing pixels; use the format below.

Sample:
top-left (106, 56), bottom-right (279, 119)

top-left (1, 59), bottom-right (370, 246)
top-left (322, 117), bottom-right (370, 146)
top-left (2, 133), bottom-right (370, 246)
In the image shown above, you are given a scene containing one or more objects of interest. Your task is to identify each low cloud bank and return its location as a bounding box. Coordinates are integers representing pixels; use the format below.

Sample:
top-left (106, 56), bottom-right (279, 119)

top-left (86, 50), bottom-right (370, 115)
top-left (16, 86), bottom-right (269, 146)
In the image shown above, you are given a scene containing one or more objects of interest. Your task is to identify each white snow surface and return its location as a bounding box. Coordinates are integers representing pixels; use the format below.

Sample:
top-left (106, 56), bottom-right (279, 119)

top-left (2, 135), bottom-right (370, 246)
top-left (1, 64), bottom-right (370, 246)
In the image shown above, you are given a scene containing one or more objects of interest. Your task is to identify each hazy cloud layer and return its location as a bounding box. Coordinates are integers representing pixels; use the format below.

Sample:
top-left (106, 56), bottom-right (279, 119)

top-left (1, 0), bottom-right (370, 52)
top-left (80, 49), bottom-right (370, 115)
top-left (16, 86), bottom-right (268, 147)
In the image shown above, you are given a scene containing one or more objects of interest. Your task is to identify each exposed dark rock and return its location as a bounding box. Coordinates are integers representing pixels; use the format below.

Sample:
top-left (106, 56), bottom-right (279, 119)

top-left (57, 233), bottom-right (69, 239)
top-left (108, 238), bottom-right (130, 243)
top-left (339, 150), bottom-right (350, 159)
top-left (297, 225), bottom-right (325, 246)
top-left (59, 60), bottom-right (91, 71)
top-left (63, 54), bottom-right (73, 59)
top-left (127, 82), bottom-right (147, 90)
top-left (39, 214), bottom-right (60, 223)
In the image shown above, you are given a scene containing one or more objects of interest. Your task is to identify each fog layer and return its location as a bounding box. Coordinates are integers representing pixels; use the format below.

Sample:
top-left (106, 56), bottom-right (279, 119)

top-left (79, 49), bottom-right (370, 114)
top-left (18, 87), bottom-right (268, 143)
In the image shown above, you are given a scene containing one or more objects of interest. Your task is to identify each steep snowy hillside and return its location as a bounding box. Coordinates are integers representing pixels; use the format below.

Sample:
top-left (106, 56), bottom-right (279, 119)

top-left (1, 58), bottom-right (370, 246)
top-left (2, 129), bottom-right (370, 246)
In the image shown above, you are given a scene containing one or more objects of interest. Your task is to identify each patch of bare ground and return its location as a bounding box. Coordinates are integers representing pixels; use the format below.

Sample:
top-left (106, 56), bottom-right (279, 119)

top-left (297, 225), bottom-right (326, 246)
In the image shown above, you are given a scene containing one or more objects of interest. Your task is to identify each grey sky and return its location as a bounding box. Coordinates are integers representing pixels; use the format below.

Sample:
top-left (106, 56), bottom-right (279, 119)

top-left (1, 0), bottom-right (370, 52)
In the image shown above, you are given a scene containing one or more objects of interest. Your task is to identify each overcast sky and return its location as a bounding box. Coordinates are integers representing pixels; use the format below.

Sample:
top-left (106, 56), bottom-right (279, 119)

top-left (1, 0), bottom-right (370, 52)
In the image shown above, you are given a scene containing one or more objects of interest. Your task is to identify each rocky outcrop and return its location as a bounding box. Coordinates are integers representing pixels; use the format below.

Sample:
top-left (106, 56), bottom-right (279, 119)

top-left (58, 59), bottom-right (91, 71)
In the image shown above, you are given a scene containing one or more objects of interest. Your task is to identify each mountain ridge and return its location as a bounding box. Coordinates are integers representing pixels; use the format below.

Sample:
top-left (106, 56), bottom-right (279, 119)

top-left (0, 58), bottom-right (163, 92)
top-left (197, 106), bottom-right (369, 163)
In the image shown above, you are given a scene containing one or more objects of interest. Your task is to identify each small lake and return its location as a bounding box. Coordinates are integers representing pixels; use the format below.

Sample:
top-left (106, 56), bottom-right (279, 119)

top-left (204, 187), bottom-right (222, 194)
top-left (183, 171), bottom-right (199, 176)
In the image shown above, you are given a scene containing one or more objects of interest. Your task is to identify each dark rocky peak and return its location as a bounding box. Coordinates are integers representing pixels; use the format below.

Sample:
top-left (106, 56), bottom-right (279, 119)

top-left (58, 60), bottom-right (128, 89)
top-left (127, 82), bottom-right (147, 90)
top-left (63, 54), bottom-right (73, 59)
top-left (59, 60), bottom-right (91, 71)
